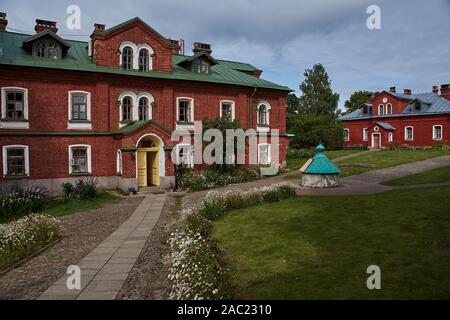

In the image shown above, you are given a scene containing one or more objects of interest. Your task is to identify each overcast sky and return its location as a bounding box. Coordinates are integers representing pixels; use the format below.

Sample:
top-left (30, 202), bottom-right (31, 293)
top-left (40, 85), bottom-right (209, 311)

top-left (2, 0), bottom-right (450, 109)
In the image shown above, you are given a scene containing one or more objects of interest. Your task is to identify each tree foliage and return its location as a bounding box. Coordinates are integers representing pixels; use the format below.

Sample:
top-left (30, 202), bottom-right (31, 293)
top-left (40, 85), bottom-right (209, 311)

top-left (344, 90), bottom-right (379, 114)
top-left (298, 63), bottom-right (340, 117)
top-left (289, 115), bottom-right (344, 150)
top-left (286, 93), bottom-right (300, 115)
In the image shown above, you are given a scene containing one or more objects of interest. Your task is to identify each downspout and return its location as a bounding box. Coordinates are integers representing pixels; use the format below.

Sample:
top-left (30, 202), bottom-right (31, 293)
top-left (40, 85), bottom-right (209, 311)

top-left (249, 86), bottom-right (258, 129)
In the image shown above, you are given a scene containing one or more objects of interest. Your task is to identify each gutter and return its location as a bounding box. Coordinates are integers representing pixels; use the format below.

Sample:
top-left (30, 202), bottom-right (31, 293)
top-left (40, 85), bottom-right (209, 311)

top-left (249, 86), bottom-right (258, 128)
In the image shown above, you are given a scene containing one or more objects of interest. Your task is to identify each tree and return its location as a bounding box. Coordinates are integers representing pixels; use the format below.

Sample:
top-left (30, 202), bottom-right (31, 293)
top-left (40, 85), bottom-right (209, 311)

top-left (286, 93), bottom-right (300, 115)
top-left (289, 115), bottom-right (344, 150)
top-left (298, 63), bottom-right (340, 117)
top-left (344, 90), bottom-right (379, 114)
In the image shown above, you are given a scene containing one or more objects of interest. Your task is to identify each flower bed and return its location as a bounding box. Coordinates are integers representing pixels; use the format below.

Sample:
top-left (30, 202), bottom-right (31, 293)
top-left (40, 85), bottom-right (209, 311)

top-left (164, 184), bottom-right (297, 299)
top-left (0, 186), bottom-right (47, 220)
top-left (0, 213), bottom-right (60, 270)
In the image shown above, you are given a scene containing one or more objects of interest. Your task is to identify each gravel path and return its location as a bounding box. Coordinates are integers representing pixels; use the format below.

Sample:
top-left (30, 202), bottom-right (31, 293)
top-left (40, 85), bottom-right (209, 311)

top-left (0, 196), bottom-right (143, 300)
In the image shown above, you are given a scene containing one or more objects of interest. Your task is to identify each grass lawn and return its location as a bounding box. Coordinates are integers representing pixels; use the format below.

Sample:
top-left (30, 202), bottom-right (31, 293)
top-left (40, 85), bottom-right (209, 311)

top-left (45, 191), bottom-right (119, 217)
top-left (213, 186), bottom-right (450, 299)
top-left (383, 165), bottom-right (450, 186)
top-left (284, 148), bottom-right (450, 180)
top-left (286, 149), bottom-right (364, 170)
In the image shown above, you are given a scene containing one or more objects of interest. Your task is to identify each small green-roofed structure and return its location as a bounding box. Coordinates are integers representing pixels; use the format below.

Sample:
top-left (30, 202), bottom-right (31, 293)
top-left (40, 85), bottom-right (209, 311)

top-left (300, 144), bottom-right (341, 188)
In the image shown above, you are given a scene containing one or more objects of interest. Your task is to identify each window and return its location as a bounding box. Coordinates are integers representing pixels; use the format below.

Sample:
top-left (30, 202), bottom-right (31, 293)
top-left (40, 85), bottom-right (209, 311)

top-left (122, 46), bottom-right (133, 70)
top-left (386, 103), bottom-right (392, 114)
top-left (405, 126), bottom-right (414, 141)
top-left (192, 59), bottom-right (210, 74)
top-left (37, 41), bottom-right (46, 58)
top-left (2, 145), bottom-right (29, 177)
top-left (48, 41), bottom-right (58, 60)
top-left (363, 128), bottom-right (369, 141)
top-left (258, 104), bottom-right (268, 125)
top-left (71, 94), bottom-right (87, 120)
top-left (178, 99), bottom-right (192, 123)
top-left (388, 132), bottom-right (393, 142)
top-left (433, 125), bottom-right (443, 140)
top-left (69, 145), bottom-right (91, 174)
top-left (258, 144), bottom-right (271, 165)
top-left (414, 101), bottom-right (421, 112)
top-left (1, 87), bottom-right (29, 129)
top-left (138, 97), bottom-right (149, 121)
top-left (5, 91), bottom-right (24, 120)
top-left (378, 104), bottom-right (384, 115)
top-left (138, 49), bottom-right (149, 72)
top-left (122, 96), bottom-right (133, 122)
top-left (117, 150), bottom-right (123, 175)
top-left (175, 144), bottom-right (194, 168)
top-left (344, 129), bottom-right (350, 141)
top-left (220, 101), bottom-right (234, 121)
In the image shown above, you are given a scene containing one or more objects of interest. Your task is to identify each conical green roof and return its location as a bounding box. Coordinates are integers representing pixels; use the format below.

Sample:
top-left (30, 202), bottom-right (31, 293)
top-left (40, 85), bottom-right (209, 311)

top-left (304, 144), bottom-right (341, 174)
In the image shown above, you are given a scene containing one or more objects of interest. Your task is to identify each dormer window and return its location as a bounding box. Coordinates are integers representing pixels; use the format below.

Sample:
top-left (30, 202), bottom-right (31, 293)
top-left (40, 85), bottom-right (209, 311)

top-left (414, 101), bottom-right (421, 112)
top-left (138, 49), bottom-right (149, 72)
top-left (48, 41), bottom-right (58, 60)
top-left (192, 59), bottom-right (210, 74)
top-left (37, 41), bottom-right (45, 58)
top-left (122, 46), bottom-right (133, 70)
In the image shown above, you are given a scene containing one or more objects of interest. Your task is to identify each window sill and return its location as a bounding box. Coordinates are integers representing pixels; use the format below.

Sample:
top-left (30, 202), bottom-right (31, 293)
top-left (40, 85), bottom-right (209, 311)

top-left (3, 175), bottom-right (29, 180)
top-left (0, 120), bottom-right (30, 129)
top-left (69, 120), bottom-right (92, 123)
top-left (68, 121), bottom-right (92, 130)
top-left (69, 172), bottom-right (92, 177)
top-left (1, 119), bottom-right (29, 122)
top-left (176, 121), bottom-right (194, 125)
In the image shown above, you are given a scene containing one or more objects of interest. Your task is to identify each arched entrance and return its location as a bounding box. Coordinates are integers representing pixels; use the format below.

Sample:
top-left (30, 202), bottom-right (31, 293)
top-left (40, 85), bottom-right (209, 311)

top-left (136, 135), bottom-right (163, 187)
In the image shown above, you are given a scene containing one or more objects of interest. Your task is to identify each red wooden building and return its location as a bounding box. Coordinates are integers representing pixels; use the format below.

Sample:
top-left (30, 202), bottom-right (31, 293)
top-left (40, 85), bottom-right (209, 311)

top-left (0, 14), bottom-right (291, 193)
top-left (339, 86), bottom-right (450, 149)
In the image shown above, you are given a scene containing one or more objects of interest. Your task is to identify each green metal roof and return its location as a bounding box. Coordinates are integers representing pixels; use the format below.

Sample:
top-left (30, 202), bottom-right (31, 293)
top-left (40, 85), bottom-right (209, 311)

top-left (0, 30), bottom-right (291, 92)
top-left (113, 119), bottom-right (170, 136)
top-left (304, 144), bottom-right (341, 175)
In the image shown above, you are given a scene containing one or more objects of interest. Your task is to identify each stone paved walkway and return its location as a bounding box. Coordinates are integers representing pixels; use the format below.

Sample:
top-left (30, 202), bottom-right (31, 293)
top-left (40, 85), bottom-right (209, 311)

top-left (38, 193), bottom-right (167, 300)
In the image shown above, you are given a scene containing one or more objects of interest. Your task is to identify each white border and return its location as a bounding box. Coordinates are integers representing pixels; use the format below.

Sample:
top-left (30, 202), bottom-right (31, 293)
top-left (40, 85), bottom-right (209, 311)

top-left (378, 104), bottom-right (384, 116)
top-left (256, 100), bottom-right (271, 132)
top-left (363, 128), bottom-right (368, 141)
top-left (404, 126), bottom-right (414, 141)
top-left (388, 132), bottom-right (393, 143)
top-left (116, 149), bottom-right (123, 175)
top-left (174, 143), bottom-right (194, 168)
top-left (1, 87), bottom-right (29, 129)
top-left (220, 100), bottom-right (235, 121)
top-left (68, 144), bottom-right (92, 174)
top-left (119, 42), bottom-right (154, 71)
top-left (68, 90), bottom-right (92, 130)
top-left (136, 92), bottom-right (154, 121)
top-left (371, 133), bottom-right (381, 149)
top-left (386, 103), bottom-right (392, 115)
top-left (136, 133), bottom-right (166, 178)
top-left (343, 128), bottom-right (350, 141)
top-left (432, 125), bottom-right (443, 140)
top-left (176, 97), bottom-right (195, 130)
top-left (2, 145), bottom-right (30, 177)
top-left (257, 143), bottom-right (271, 165)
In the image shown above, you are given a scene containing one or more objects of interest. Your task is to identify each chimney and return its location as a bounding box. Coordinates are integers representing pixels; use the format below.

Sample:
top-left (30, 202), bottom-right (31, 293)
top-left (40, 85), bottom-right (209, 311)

top-left (193, 42), bottom-right (212, 55)
top-left (0, 12), bottom-right (7, 31)
top-left (94, 23), bottom-right (105, 32)
top-left (168, 39), bottom-right (182, 54)
top-left (441, 84), bottom-right (450, 101)
top-left (404, 89), bottom-right (412, 95)
top-left (432, 85), bottom-right (439, 93)
top-left (35, 19), bottom-right (58, 33)
top-left (389, 86), bottom-right (396, 93)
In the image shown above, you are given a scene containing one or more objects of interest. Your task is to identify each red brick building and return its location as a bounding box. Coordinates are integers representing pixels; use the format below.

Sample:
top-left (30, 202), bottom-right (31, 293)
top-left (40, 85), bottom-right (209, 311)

top-left (339, 86), bottom-right (450, 149)
top-left (0, 14), bottom-right (291, 193)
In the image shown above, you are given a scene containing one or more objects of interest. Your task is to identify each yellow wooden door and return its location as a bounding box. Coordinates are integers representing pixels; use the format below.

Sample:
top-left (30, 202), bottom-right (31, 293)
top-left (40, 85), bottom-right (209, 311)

top-left (151, 152), bottom-right (159, 186)
top-left (137, 151), bottom-right (147, 187)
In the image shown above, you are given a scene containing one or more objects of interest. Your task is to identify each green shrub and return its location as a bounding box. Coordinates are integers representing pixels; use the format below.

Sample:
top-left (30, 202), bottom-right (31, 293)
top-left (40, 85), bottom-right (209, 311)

top-left (0, 186), bottom-right (47, 219)
top-left (61, 177), bottom-right (98, 201)
top-left (0, 213), bottom-right (59, 270)
top-left (287, 148), bottom-right (314, 159)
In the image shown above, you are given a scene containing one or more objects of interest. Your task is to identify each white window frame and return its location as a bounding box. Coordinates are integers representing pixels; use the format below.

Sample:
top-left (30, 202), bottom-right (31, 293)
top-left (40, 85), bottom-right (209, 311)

top-left (68, 144), bottom-right (92, 175)
top-left (386, 103), bottom-right (393, 115)
top-left (344, 128), bottom-right (350, 141)
top-left (1, 87), bottom-right (29, 129)
top-left (378, 104), bottom-right (384, 116)
top-left (256, 101), bottom-right (271, 132)
top-left (388, 132), bottom-right (393, 142)
top-left (363, 128), bottom-right (369, 141)
top-left (136, 44), bottom-right (154, 71)
top-left (176, 97), bottom-right (195, 130)
top-left (136, 92), bottom-right (154, 121)
top-left (404, 126), bottom-right (414, 141)
top-left (2, 145), bottom-right (30, 177)
top-left (257, 143), bottom-right (271, 165)
top-left (432, 125), bottom-right (443, 141)
top-left (174, 144), bottom-right (194, 168)
top-left (68, 90), bottom-right (92, 130)
top-left (117, 149), bottom-right (123, 175)
top-left (220, 100), bottom-right (235, 121)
